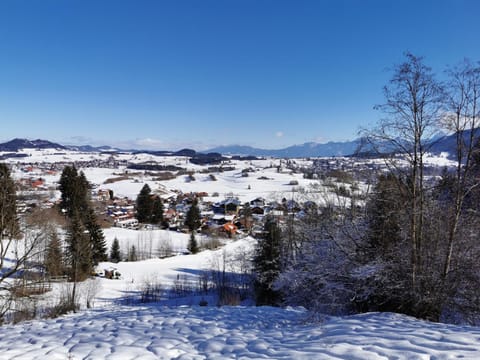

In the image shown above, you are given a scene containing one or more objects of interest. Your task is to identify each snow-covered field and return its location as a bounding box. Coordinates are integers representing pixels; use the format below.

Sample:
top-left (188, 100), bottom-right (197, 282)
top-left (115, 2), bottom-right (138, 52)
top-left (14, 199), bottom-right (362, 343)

top-left (2, 305), bottom-right (480, 360)
top-left (1, 149), bottom-right (477, 359)
top-left (1, 231), bottom-right (479, 359)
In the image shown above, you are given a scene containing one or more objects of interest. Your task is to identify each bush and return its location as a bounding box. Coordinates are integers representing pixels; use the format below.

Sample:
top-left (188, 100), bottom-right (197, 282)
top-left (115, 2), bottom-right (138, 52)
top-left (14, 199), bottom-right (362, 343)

top-left (138, 277), bottom-right (163, 303)
top-left (201, 237), bottom-right (222, 250)
top-left (45, 284), bottom-right (79, 318)
top-left (218, 289), bottom-right (241, 306)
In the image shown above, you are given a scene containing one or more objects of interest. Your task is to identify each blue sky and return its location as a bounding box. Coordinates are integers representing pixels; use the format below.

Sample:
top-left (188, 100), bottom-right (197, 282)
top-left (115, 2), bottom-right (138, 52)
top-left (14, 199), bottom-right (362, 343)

top-left (1, 0), bottom-right (479, 150)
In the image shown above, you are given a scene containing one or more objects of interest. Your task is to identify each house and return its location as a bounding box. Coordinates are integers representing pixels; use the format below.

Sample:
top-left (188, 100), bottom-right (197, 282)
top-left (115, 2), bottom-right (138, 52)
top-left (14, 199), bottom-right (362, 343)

top-left (222, 223), bottom-right (238, 237)
top-left (31, 178), bottom-right (45, 188)
top-left (115, 218), bottom-right (139, 229)
top-left (213, 197), bottom-right (241, 215)
top-left (250, 197), bottom-right (265, 208)
top-left (96, 189), bottom-right (111, 201)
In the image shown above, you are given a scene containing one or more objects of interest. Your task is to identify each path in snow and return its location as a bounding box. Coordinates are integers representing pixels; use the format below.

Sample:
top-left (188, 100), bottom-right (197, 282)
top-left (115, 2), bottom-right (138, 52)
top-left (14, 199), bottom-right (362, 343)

top-left (1, 305), bottom-right (480, 360)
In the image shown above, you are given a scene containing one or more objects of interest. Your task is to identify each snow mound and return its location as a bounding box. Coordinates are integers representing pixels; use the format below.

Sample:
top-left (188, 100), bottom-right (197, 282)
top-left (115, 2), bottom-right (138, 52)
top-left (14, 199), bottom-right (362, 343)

top-left (1, 305), bottom-right (479, 359)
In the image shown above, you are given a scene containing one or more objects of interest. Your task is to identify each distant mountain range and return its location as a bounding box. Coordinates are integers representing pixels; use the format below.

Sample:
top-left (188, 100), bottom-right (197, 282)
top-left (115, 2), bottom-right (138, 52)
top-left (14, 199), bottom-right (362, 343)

top-left (0, 138), bottom-right (363, 157)
top-left (0, 131), bottom-right (478, 158)
top-left (0, 138), bottom-right (67, 151)
top-left (205, 140), bottom-right (362, 158)
top-left (0, 138), bottom-right (120, 153)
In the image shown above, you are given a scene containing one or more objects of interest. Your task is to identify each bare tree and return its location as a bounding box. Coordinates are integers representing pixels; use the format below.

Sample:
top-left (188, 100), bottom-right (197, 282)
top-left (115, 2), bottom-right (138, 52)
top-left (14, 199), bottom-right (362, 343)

top-left (441, 59), bottom-right (480, 277)
top-left (0, 164), bottom-right (46, 322)
top-left (363, 53), bottom-right (444, 290)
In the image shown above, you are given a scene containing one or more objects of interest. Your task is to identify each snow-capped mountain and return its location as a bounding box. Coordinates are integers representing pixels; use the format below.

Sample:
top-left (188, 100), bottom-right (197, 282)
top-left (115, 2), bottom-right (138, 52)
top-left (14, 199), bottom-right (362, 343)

top-left (0, 138), bottom-right (66, 151)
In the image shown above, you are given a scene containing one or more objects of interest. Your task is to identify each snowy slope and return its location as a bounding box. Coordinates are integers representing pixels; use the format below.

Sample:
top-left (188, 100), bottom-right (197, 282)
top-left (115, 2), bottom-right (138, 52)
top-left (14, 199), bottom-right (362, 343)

top-left (1, 305), bottom-right (479, 359)
top-left (1, 149), bottom-right (476, 359)
top-left (1, 231), bottom-right (480, 359)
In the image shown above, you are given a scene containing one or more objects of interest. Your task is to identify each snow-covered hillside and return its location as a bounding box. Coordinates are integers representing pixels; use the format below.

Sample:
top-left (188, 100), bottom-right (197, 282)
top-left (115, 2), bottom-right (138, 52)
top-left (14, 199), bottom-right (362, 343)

top-left (1, 148), bottom-right (476, 359)
top-left (1, 303), bottom-right (480, 359)
top-left (1, 231), bottom-right (479, 359)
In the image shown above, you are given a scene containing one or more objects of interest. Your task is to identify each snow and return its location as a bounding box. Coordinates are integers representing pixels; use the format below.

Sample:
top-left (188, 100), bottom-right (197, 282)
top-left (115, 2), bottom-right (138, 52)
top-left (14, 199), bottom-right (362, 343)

top-left (1, 306), bottom-right (480, 359)
top-left (1, 231), bottom-right (479, 359)
top-left (1, 149), bottom-right (478, 359)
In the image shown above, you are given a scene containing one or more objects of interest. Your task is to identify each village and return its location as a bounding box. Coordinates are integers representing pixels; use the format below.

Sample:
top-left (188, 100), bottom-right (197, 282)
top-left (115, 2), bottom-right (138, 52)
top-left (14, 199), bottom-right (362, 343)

top-left (7, 151), bottom-right (382, 249)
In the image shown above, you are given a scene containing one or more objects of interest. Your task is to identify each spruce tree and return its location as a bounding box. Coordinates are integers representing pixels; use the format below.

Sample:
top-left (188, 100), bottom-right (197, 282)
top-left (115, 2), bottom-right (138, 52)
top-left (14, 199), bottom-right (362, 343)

top-left (84, 207), bottom-right (107, 265)
top-left (66, 212), bottom-right (93, 281)
top-left (110, 237), bottom-right (121, 263)
top-left (254, 216), bottom-right (282, 306)
top-left (59, 166), bottom-right (89, 217)
top-left (185, 199), bottom-right (201, 232)
top-left (59, 165), bottom-right (106, 272)
top-left (136, 184), bottom-right (153, 223)
top-left (128, 245), bottom-right (137, 262)
top-left (366, 173), bottom-right (407, 260)
top-left (188, 232), bottom-right (199, 254)
top-left (151, 197), bottom-right (164, 225)
top-left (0, 163), bottom-right (19, 240)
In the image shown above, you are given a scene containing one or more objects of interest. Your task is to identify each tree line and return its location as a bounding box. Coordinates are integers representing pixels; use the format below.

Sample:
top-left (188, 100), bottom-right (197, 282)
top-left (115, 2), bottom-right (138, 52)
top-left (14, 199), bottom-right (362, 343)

top-left (0, 164), bottom-right (108, 319)
top-left (254, 53), bottom-right (480, 324)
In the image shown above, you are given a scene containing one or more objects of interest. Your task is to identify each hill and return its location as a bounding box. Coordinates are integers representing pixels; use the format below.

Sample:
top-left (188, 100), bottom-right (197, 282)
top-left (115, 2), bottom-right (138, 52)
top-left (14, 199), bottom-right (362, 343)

top-left (0, 138), bottom-right (66, 151)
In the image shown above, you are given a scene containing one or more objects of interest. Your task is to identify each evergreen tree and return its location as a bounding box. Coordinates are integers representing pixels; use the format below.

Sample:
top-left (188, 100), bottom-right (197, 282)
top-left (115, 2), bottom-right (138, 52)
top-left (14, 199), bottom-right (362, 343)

top-left (185, 199), bottom-right (201, 232)
top-left (59, 166), bottom-right (89, 218)
top-left (366, 173), bottom-right (407, 260)
top-left (188, 232), bottom-right (199, 254)
top-left (0, 163), bottom-right (19, 240)
top-left (65, 212), bottom-right (93, 282)
top-left (127, 245), bottom-right (137, 262)
top-left (84, 207), bottom-right (107, 265)
top-left (136, 184), bottom-right (153, 223)
top-left (151, 196), bottom-right (164, 225)
top-left (253, 216), bottom-right (282, 306)
top-left (44, 230), bottom-right (64, 277)
top-left (59, 165), bottom-right (106, 272)
top-left (110, 237), bottom-right (121, 263)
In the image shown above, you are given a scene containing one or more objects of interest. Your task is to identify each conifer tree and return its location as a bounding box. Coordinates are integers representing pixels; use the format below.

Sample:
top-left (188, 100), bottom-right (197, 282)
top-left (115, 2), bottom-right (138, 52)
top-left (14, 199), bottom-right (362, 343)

top-left (0, 163), bottom-right (19, 241)
top-left (185, 199), bottom-right (201, 254)
top-left (136, 184), bottom-right (153, 223)
top-left (185, 199), bottom-right (201, 232)
top-left (151, 197), bottom-right (164, 225)
top-left (110, 237), bottom-right (121, 263)
top-left (127, 245), bottom-right (137, 262)
top-left (84, 207), bottom-right (107, 265)
top-left (59, 166), bottom-right (89, 217)
top-left (366, 173), bottom-right (407, 260)
top-left (254, 216), bottom-right (282, 306)
top-left (188, 232), bottom-right (199, 254)
top-left (59, 165), bottom-right (106, 270)
top-left (65, 212), bottom-right (93, 281)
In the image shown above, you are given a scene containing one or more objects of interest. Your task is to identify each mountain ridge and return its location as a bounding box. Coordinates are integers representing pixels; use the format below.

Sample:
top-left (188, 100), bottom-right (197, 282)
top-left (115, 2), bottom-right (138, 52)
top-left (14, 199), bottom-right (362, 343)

top-left (0, 138), bottom-right (67, 151)
top-left (204, 139), bottom-right (362, 158)
top-left (0, 132), bottom-right (476, 158)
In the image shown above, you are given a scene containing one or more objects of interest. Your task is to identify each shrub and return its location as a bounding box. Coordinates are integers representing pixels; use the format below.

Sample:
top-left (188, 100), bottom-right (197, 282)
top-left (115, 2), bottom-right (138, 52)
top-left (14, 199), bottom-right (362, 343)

top-left (201, 236), bottom-right (222, 250)
top-left (138, 277), bottom-right (163, 303)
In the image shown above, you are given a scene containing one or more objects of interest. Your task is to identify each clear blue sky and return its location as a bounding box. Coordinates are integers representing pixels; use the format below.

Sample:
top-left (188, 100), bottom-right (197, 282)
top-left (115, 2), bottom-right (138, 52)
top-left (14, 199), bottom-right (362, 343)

top-left (1, 0), bottom-right (479, 150)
